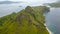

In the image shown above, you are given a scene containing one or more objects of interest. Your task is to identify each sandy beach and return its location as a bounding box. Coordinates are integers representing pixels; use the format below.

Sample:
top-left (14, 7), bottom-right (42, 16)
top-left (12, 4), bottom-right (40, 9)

top-left (44, 24), bottom-right (53, 34)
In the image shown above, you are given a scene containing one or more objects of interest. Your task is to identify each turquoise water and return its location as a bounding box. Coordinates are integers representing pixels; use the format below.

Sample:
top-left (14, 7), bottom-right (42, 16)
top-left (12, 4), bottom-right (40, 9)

top-left (45, 8), bottom-right (60, 34)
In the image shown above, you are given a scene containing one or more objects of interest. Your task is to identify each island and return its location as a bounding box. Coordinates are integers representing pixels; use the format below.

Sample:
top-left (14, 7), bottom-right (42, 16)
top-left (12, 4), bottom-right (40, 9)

top-left (44, 1), bottom-right (60, 7)
top-left (0, 6), bottom-right (49, 34)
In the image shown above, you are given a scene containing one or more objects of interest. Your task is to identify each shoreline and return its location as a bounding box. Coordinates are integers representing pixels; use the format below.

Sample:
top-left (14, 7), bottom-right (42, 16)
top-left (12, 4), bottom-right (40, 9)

top-left (44, 24), bottom-right (53, 34)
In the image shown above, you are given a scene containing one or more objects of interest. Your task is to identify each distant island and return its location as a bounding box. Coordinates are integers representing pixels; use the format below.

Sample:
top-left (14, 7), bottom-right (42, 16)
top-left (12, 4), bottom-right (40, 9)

top-left (44, 1), bottom-right (60, 7)
top-left (0, 6), bottom-right (50, 34)
top-left (0, 1), bottom-right (22, 4)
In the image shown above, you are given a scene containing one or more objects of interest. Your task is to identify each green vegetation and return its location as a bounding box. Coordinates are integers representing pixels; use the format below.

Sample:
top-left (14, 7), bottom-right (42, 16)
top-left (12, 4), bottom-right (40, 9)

top-left (45, 1), bottom-right (60, 7)
top-left (0, 6), bottom-right (49, 34)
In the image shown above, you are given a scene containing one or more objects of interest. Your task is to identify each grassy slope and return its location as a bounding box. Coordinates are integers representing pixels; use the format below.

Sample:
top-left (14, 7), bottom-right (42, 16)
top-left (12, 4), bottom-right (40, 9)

top-left (0, 6), bottom-right (49, 34)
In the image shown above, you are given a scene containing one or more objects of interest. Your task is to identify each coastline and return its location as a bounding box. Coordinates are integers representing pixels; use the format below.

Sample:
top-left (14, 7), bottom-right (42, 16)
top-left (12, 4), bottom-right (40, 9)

top-left (44, 24), bottom-right (53, 34)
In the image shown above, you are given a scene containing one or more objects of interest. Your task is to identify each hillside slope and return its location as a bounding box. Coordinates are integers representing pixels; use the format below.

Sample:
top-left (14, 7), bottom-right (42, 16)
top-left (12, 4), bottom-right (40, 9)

top-left (0, 6), bottom-right (49, 34)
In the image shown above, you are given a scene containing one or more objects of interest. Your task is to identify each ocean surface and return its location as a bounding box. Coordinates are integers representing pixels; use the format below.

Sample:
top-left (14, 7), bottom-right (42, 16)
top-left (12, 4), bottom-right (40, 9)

top-left (0, 3), bottom-right (28, 17)
top-left (45, 8), bottom-right (60, 34)
top-left (0, 2), bottom-right (43, 17)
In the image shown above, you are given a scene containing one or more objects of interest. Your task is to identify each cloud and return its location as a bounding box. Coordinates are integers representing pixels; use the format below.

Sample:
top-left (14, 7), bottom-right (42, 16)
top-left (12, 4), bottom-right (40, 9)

top-left (0, 0), bottom-right (57, 3)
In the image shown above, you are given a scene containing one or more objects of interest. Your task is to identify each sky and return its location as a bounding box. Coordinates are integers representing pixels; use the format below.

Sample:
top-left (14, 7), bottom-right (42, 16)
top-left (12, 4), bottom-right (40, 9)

top-left (0, 0), bottom-right (57, 3)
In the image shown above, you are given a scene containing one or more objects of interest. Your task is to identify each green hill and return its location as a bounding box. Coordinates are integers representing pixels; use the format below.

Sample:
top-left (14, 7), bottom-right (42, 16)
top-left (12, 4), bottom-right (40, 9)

top-left (0, 6), bottom-right (49, 34)
top-left (44, 1), bottom-right (60, 7)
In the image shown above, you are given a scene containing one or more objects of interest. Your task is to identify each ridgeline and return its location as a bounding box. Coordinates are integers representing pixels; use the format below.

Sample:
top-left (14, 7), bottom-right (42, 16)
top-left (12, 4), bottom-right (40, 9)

top-left (0, 6), bottom-right (49, 34)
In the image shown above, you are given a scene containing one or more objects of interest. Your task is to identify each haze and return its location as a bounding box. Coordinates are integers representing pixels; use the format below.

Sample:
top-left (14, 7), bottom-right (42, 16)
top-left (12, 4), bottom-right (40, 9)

top-left (0, 0), bottom-right (58, 3)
